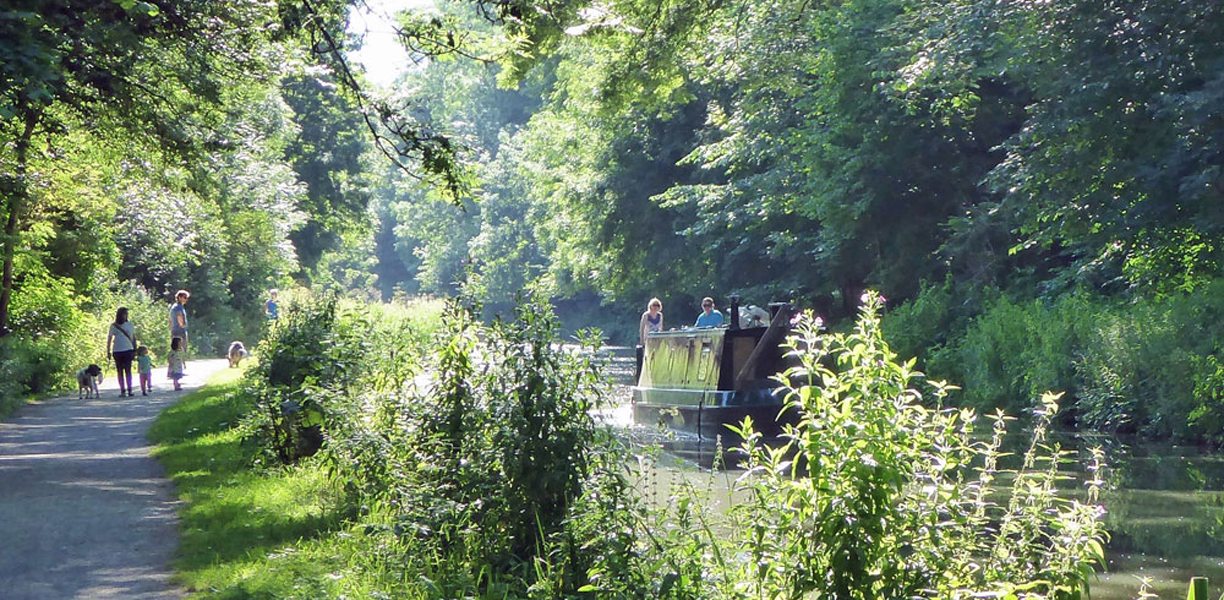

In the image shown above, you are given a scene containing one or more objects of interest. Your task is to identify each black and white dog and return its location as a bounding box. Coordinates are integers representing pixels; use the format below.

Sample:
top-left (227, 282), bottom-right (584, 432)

top-left (227, 341), bottom-right (249, 368)
top-left (739, 305), bottom-right (772, 328)
top-left (76, 364), bottom-right (104, 399)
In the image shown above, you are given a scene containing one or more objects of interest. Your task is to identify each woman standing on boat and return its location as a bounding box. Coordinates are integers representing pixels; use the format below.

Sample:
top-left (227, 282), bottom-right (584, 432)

top-left (636, 298), bottom-right (664, 383)
top-left (639, 297), bottom-right (663, 345)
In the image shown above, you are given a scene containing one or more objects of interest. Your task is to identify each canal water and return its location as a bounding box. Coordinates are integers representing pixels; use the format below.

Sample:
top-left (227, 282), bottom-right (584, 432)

top-left (600, 346), bottom-right (1224, 600)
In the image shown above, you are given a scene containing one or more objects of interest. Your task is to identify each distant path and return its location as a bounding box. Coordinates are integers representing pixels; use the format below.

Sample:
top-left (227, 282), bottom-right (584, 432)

top-left (0, 358), bottom-right (229, 600)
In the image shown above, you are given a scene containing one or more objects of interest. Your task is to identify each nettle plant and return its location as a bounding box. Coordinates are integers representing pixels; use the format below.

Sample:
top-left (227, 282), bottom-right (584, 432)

top-left (726, 291), bottom-right (1107, 600)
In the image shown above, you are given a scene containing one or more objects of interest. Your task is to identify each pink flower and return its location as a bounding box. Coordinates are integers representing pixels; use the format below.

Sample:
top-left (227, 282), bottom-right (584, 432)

top-left (859, 291), bottom-right (886, 305)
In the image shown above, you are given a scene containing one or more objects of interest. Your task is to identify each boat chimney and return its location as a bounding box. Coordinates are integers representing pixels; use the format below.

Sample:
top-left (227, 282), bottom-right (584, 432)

top-left (728, 294), bottom-right (740, 330)
top-left (768, 291), bottom-right (795, 319)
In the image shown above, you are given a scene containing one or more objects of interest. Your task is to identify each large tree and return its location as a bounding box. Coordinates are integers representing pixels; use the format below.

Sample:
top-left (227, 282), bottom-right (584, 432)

top-left (0, 0), bottom-right (286, 334)
top-left (0, 0), bottom-right (475, 335)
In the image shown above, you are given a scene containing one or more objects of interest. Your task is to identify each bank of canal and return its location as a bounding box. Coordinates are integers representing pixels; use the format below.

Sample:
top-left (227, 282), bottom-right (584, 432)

top-left (602, 346), bottom-right (1224, 600)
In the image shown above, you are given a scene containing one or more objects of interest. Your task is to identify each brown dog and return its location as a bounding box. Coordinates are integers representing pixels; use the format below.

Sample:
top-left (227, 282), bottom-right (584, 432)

top-left (76, 364), bottom-right (103, 399)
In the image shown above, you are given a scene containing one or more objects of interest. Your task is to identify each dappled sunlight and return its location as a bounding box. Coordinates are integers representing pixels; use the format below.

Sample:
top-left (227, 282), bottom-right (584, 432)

top-left (0, 359), bottom-right (231, 599)
top-left (5, 0), bottom-right (1220, 596)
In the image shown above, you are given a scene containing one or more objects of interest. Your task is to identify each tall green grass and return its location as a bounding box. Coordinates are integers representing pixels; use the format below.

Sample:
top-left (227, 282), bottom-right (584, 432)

top-left (150, 293), bottom-right (456, 598)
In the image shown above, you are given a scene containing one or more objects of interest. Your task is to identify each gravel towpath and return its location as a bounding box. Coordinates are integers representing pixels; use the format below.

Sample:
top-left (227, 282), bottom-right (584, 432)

top-left (0, 358), bottom-right (229, 600)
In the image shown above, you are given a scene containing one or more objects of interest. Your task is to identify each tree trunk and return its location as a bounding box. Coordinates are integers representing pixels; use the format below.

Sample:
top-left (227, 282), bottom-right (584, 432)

top-left (0, 106), bottom-right (39, 337)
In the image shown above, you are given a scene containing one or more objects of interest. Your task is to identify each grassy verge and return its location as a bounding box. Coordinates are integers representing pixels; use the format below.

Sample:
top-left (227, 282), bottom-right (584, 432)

top-left (150, 367), bottom-right (374, 599)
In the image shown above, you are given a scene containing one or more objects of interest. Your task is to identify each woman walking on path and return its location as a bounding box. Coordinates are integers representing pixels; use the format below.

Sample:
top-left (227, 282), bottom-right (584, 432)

top-left (106, 307), bottom-right (138, 398)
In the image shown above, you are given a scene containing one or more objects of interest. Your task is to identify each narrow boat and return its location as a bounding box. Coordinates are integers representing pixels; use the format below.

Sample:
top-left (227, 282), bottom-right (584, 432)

top-left (631, 297), bottom-right (798, 442)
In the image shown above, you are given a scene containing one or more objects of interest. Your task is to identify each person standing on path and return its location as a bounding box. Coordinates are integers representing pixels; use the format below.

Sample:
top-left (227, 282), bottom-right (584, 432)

top-left (137, 346), bottom-right (153, 396)
top-left (169, 289), bottom-right (190, 358)
top-left (106, 307), bottom-right (138, 398)
top-left (265, 288), bottom-right (279, 321)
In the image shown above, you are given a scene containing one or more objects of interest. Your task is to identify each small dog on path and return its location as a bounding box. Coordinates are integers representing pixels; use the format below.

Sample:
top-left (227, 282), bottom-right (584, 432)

top-left (227, 341), bottom-right (249, 368)
top-left (76, 364), bottom-right (103, 399)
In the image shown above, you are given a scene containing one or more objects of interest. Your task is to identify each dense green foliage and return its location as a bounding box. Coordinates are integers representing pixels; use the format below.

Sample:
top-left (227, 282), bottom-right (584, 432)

top-left (323, 294), bottom-right (610, 592)
top-left (240, 292), bottom-right (443, 463)
top-left (342, 0), bottom-right (1224, 439)
top-left (163, 292), bottom-right (1107, 599)
top-left (0, 0), bottom-right (417, 397)
top-left (1, 0), bottom-right (521, 403)
top-left (8, 0), bottom-right (1222, 437)
top-left (885, 279), bottom-right (1224, 444)
top-left (365, 0), bottom-right (1220, 313)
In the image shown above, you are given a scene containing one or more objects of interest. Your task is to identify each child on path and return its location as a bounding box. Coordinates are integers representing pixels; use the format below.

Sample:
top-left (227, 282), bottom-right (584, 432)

top-left (265, 289), bottom-right (279, 321)
top-left (137, 346), bottom-right (153, 396)
top-left (167, 338), bottom-right (185, 391)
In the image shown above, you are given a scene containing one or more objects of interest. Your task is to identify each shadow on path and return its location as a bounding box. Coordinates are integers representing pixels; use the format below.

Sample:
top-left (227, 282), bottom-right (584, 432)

top-left (0, 359), bottom-right (229, 600)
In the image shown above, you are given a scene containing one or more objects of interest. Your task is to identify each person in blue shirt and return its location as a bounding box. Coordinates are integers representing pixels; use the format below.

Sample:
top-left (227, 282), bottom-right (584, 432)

top-left (266, 289), bottom-right (279, 320)
top-left (694, 297), bottom-right (724, 328)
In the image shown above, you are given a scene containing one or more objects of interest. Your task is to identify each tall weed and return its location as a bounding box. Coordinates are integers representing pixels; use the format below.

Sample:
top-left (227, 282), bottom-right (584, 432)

top-left (240, 291), bottom-right (446, 464)
top-left (725, 293), bottom-right (1105, 599)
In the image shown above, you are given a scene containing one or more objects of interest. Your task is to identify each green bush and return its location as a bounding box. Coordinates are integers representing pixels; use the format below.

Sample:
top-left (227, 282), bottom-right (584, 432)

top-left (0, 337), bottom-right (66, 414)
top-left (1189, 355), bottom-right (1224, 444)
top-left (737, 294), bottom-right (1104, 598)
top-left (241, 293), bottom-right (371, 463)
top-left (881, 275), bottom-right (961, 363)
top-left (239, 291), bottom-right (447, 464)
top-left (1074, 282), bottom-right (1224, 439)
top-left (321, 292), bottom-right (610, 594)
top-left (1074, 302), bottom-right (1195, 436)
top-left (938, 294), bottom-right (1092, 416)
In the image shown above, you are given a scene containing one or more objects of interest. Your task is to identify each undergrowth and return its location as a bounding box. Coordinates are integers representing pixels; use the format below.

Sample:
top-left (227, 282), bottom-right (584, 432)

top-left (156, 290), bottom-right (1111, 599)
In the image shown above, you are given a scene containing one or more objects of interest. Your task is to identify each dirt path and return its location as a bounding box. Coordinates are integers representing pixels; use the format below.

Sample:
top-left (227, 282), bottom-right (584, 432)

top-left (0, 358), bottom-right (229, 600)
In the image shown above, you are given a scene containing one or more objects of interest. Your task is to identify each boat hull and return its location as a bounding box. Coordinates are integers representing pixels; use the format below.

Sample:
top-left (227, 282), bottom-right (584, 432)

top-left (631, 386), bottom-right (796, 442)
